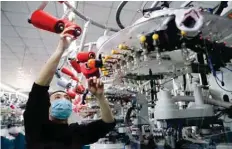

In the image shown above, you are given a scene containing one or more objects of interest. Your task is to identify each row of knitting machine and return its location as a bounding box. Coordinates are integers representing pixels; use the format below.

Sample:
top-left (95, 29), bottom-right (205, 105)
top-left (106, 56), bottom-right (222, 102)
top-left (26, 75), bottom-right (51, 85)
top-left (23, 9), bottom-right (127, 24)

top-left (27, 1), bottom-right (232, 149)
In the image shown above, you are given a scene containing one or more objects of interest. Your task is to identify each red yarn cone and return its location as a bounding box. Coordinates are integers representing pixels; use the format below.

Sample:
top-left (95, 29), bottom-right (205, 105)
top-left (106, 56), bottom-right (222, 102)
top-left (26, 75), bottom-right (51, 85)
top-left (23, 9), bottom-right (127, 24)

top-left (62, 19), bottom-right (82, 38)
top-left (61, 67), bottom-right (74, 77)
top-left (67, 89), bottom-right (76, 99)
top-left (76, 85), bottom-right (85, 94)
top-left (29, 10), bottom-right (65, 33)
top-left (76, 52), bottom-right (96, 63)
top-left (70, 59), bottom-right (81, 73)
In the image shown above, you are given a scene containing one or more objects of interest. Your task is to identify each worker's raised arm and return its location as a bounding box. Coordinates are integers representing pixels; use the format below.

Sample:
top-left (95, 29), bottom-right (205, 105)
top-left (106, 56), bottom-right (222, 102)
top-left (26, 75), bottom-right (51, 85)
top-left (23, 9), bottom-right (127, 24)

top-left (68, 77), bottom-right (115, 145)
top-left (35, 26), bottom-right (76, 86)
top-left (88, 77), bottom-right (115, 123)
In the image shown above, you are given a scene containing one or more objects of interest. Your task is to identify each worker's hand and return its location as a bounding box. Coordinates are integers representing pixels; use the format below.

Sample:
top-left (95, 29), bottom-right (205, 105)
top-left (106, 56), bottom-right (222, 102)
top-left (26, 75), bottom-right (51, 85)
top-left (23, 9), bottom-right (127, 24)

top-left (59, 25), bottom-right (77, 50)
top-left (88, 77), bottom-right (104, 99)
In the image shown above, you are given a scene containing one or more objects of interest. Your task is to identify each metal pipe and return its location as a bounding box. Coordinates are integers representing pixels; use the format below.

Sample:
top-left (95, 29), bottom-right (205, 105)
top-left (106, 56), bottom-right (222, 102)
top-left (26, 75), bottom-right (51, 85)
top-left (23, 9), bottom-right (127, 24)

top-left (180, 1), bottom-right (192, 7)
top-left (104, 29), bottom-right (109, 36)
top-left (63, 1), bottom-right (79, 76)
top-left (79, 21), bottom-right (90, 52)
top-left (150, 1), bottom-right (160, 8)
top-left (193, 85), bottom-right (204, 105)
top-left (140, 80), bottom-right (150, 88)
top-left (38, 1), bottom-right (49, 10)
top-left (62, 1), bottom-right (119, 32)
top-left (62, 42), bottom-right (96, 58)
top-left (62, 9), bottom-right (72, 19)
top-left (88, 43), bottom-right (94, 52)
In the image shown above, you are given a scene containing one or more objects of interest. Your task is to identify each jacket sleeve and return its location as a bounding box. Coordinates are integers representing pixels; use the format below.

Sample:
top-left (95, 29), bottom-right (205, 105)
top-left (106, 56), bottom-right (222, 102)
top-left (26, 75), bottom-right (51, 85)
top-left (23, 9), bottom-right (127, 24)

top-left (23, 83), bottom-right (50, 142)
top-left (69, 119), bottom-right (116, 145)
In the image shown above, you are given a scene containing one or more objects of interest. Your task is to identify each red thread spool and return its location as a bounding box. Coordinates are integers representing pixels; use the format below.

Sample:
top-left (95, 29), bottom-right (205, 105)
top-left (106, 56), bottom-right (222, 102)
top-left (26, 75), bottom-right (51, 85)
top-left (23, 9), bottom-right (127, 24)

top-left (76, 85), bottom-right (85, 94)
top-left (76, 52), bottom-right (96, 63)
top-left (61, 67), bottom-right (74, 77)
top-left (29, 10), bottom-right (65, 34)
top-left (73, 76), bottom-right (79, 82)
top-left (71, 76), bottom-right (79, 82)
top-left (62, 19), bottom-right (82, 38)
top-left (70, 59), bottom-right (81, 73)
top-left (81, 64), bottom-right (100, 79)
top-left (67, 89), bottom-right (76, 99)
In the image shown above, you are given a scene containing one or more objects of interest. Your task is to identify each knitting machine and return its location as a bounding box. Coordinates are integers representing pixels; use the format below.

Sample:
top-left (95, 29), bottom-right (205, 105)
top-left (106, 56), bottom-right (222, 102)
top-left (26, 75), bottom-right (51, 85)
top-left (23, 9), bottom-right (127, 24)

top-left (24, 1), bottom-right (232, 149)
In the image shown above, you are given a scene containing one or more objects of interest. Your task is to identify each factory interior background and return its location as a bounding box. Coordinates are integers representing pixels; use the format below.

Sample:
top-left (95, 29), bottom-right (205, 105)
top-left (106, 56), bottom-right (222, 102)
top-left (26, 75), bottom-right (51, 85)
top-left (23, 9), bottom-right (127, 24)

top-left (1, 1), bottom-right (232, 149)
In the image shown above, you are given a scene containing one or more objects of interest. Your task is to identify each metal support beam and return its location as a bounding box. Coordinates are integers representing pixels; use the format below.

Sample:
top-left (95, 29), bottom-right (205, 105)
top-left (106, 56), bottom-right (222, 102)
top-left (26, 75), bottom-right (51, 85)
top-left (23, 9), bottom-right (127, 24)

top-left (79, 21), bottom-right (91, 52)
top-left (62, 1), bottom-right (79, 77)
top-left (180, 1), bottom-right (192, 7)
top-left (37, 1), bottom-right (49, 10)
top-left (62, 1), bottom-right (119, 32)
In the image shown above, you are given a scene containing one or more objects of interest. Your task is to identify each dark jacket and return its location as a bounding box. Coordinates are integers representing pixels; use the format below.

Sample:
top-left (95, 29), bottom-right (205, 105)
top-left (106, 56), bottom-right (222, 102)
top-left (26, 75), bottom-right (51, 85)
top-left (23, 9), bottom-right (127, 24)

top-left (23, 83), bottom-right (115, 149)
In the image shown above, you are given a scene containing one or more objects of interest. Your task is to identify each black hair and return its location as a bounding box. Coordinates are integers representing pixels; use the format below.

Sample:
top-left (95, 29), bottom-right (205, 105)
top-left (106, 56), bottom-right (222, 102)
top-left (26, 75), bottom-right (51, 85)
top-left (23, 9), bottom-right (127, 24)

top-left (49, 90), bottom-right (67, 97)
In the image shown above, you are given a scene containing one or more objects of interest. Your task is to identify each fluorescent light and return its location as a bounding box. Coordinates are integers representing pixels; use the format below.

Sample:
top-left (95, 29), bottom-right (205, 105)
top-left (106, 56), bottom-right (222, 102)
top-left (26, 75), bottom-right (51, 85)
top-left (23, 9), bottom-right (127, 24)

top-left (0, 83), bottom-right (28, 98)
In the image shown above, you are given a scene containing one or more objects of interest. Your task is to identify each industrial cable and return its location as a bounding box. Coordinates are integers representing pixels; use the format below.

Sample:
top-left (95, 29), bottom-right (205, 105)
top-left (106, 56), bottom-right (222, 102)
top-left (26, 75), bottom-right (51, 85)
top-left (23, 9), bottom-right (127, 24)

top-left (124, 107), bottom-right (155, 144)
top-left (141, 1), bottom-right (149, 17)
top-left (203, 37), bottom-right (232, 93)
top-left (209, 59), bottom-right (232, 93)
top-left (224, 66), bottom-right (232, 72)
top-left (141, 1), bottom-right (170, 18)
top-left (116, 1), bottom-right (128, 29)
top-left (183, 74), bottom-right (187, 91)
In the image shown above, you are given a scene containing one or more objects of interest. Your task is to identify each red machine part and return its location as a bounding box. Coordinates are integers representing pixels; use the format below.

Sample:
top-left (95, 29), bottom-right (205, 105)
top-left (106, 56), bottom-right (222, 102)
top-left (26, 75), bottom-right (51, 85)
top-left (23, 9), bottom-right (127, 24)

top-left (76, 52), bottom-right (96, 63)
top-left (67, 88), bottom-right (77, 99)
top-left (29, 10), bottom-right (82, 38)
top-left (29, 10), bottom-right (65, 33)
top-left (80, 63), bottom-right (100, 79)
top-left (61, 67), bottom-right (79, 82)
top-left (62, 19), bottom-right (82, 38)
top-left (70, 59), bottom-right (81, 73)
top-left (69, 51), bottom-right (100, 79)
top-left (75, 84), bottom-right (85, 94)
top-left (87, 59), bottom-right (103, 69)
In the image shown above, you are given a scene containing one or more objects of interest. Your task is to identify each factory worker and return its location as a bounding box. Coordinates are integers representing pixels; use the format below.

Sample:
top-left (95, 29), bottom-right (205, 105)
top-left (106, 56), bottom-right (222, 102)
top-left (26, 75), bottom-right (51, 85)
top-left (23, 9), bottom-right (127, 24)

top-left (23, 25), bottom-right (115, 149)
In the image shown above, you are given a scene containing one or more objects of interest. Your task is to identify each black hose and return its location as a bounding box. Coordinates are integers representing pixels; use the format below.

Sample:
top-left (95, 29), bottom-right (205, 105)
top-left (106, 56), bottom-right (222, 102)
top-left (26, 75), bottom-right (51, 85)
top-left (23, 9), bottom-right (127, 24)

top-left (125, 106), bottom-right (134, 125)
top-left (183, 74), bottom-right (186, 91)
top-left (142, 1), bottom-right (170, 17)
top-left (215, 1), bottom-right (228, 15)
top-left (197, 53), bottom-right (208, 88)
top-left (116, 1), bottom-right (128, 29)
top-left (55, 69), bottom-right (62, 78)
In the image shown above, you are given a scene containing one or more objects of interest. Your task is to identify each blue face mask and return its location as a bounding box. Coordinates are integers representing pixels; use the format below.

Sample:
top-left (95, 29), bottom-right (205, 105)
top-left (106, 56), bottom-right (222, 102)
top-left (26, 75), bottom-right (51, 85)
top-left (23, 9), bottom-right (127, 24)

top-left (50, 98), bottom-right (72, 120)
